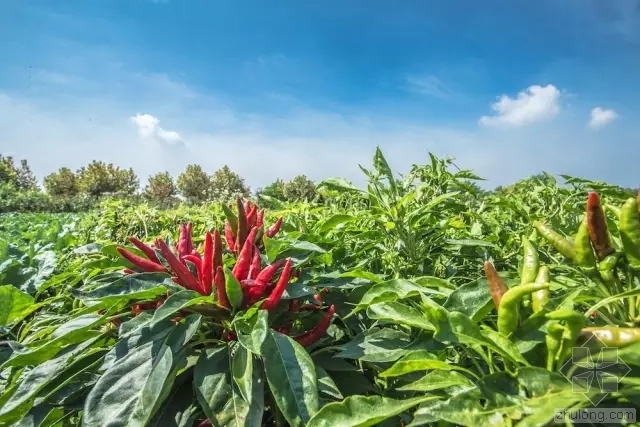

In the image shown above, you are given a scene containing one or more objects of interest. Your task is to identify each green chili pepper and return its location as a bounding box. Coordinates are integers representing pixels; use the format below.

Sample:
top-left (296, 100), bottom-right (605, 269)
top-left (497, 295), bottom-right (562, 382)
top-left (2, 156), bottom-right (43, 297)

top-left (498, 282), bottom-right (550, 336)
top-left (598, 253), bottom-right (621, 288)
top-left (619, 197), bottom-right (640, 272)
top-left (533, 221), bottom-right (576, 261)
top-left (531, 265), bottom-right (550, 313)
top-left (546, 323), bottom-right (565, 371)
top-left (221, 203), bottom-right (239, 237)
top-left (574, 217), bottom-right (600, 279)
top-left (520, 236), bottom-right (540, 286)
top-left (546, 308), bottom-right (585, 362)
top-left (578, 326), bottom-right (640, 349)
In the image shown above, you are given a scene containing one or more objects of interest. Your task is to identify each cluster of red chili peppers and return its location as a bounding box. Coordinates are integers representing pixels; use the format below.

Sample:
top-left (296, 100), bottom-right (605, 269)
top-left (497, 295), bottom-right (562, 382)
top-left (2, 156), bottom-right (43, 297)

top-left (114, 198), bottom-right (335, 348)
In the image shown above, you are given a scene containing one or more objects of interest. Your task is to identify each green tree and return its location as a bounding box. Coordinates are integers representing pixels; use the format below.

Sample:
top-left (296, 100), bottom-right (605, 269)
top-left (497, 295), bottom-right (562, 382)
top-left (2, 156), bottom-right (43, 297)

top-left (283, 175), bottom-right (317, 202)
top-left (144, 171), bottom-right (177, 205)
top-left (76, 161), bottom-right (137, 197)
top-left (43, 167), bottom-right (79, 197)
top-left (256, 178), bottom-right (287, 201)
top-left (0, 155), bottom-right (18, 187)
top-left (16, 159), bottom-right (38, 190)
top-left (209, 165), bottom-right (250, 202)
top-left (177, 164), bottom-right (211, 204)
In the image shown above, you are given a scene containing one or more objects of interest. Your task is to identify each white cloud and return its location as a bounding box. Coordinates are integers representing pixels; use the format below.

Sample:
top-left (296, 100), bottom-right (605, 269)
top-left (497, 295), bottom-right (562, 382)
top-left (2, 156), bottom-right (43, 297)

top-left (479, 84), bottom-right (562, 127)
top-left (589, 107), bottom-right (618, 129)
top-left (130, 113), bottom-right (183, 145)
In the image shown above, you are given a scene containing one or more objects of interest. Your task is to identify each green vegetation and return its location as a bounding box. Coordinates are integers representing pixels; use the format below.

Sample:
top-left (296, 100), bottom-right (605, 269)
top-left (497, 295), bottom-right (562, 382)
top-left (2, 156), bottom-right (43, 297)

top-left (1, 148), bottom-right (639, 426)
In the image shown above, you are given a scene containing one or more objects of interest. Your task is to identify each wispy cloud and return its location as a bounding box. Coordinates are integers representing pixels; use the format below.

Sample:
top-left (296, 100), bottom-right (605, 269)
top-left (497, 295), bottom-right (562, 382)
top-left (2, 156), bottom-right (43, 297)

top-left (405, 75), bottom-right (454, 100)
top-left (589, 107), bottom-right (618, 129)
top-left (479, 84), bottom-right (562, 127)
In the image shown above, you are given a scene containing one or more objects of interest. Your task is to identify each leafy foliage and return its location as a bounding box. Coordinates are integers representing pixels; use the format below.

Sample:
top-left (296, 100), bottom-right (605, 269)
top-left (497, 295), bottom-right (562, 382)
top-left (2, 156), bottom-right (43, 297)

top-left (1, 148), bottom-right (640, 427)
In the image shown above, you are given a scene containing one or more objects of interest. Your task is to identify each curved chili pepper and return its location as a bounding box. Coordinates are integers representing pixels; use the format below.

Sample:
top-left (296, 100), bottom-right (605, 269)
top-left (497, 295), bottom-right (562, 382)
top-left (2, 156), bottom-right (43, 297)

top-left (598, 253), bottom-right (621, 288)
top-left (266, 217), bottom-right (283, 238)
top-left (155, 238), bottom-right (203, 293)
top-left (246, 205), bottom-right (258, 228)
top-left (546, 308), bottom-right (585, 362)
top-left (236, 198), bottom-right (249, 253)
top-left (213, 229), bottom-right (223, 272)
top-left (520, 236), bottom-right (540, 286)
top-left (214, 266), bottom-right (229, 308)
top-left (255, 258), bottom-right (288, 287)
top-left (586, 192), bottom-right (614, 261)
top-left (261, 259), bottom-right (293, 311)
top-left (545, 323), bottom-right (565, 370)
top-left (579, 326), bottom-right (640, 348)
top-left (176, 223), bottom-right (194, 258)
top-left (116, 247), bottom-right (166, 273)
top-left (498, 282), bottom-right (550, 336)
top-left (248, 248), bottom-right (261, 280)
top-left (224, 221), bottom-right (236, 252)
top-left (531, 265), bottom-right (550, 313)
top-left (232, 227), bottom-right (258, 281)
top-left (294, 305), bottom-right (336, 346)
top-left (619, 197), bottom-right (640, 272)
top-left (201, 231), bottom-right (214, 295)
top-left (128, 236), bottom-right (160, 263)
top-left (574, 218), bottom-right (599, 278)
top-left (533, 221), bottom-right (576, 261)
top-left (483, 261), bottom-right (509, 310)
top-left (256, 209), bottom-right (265, 228)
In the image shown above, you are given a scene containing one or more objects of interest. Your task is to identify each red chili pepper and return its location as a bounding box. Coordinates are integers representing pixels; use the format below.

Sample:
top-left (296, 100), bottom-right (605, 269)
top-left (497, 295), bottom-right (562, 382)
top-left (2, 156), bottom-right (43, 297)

top-left (299, 303), bottom-right (322, 311)
top-left (128, 236), bottom-right (160, 263)
top-left (182, 254), bottom-right (203, 285)
top-left (244, 200), bottom-right (252, 215)
top-left (266, 217), bottom-right (283, 238)
top-left (202, 231), bottom-right (214, 295)
top-left (116, 247), bottom-right (166, 273)
top-left (232, 227), bottom-right (258, 282)
top-left (289, 300), bottom-right (300, 313)
top-left (313, 293), bottom-right (323, 304)
top-left (586, 192), bottom-right (615, 261)
top-left (255, 258), bottom-right (288, 287)
top-left (248, 248), bottom-right (261, 280)
top-left (294, 305), bottom-right (336, 347)
top-left (213, 229), bottom-right (223, 272)
top-left (224, 221), bottom-right (236, 252)
top-left (261, 259), bottom-right (293, 311)
top-left (224, 331), bottom-right (236, 341)
top-left (246, 205), bottom-right (258, 228)
top-left (123, 268), bottom-right (136, 275)
top-left (196, 420), bottom-right (212, 427)
top-left (244, 284), bottom-right (269, 307)
top-left (256, 209), bottom-right (265, 228)
top-left (155, 238), bottom-right (204, 294)
top-left (214, 266), bottom-right (229, 308)
top-left (236, 198), bottom-right (249, 253)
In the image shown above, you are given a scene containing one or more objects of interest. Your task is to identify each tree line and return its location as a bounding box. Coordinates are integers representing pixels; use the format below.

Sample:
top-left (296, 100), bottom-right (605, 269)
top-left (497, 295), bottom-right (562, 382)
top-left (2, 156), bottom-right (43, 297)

top-left (0, 154), bottom-right (318, 212)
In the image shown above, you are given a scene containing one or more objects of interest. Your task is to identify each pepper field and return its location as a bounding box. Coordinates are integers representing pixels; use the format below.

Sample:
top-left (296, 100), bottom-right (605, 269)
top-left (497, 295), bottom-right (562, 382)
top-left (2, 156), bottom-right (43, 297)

top-left (1, 149), bottom-right (640, 427)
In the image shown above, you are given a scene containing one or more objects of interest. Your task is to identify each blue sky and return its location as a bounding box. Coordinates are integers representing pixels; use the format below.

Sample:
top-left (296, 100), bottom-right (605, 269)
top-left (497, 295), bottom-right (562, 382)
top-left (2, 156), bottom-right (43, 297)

top-left (1, 0), bottom-right (639, 190)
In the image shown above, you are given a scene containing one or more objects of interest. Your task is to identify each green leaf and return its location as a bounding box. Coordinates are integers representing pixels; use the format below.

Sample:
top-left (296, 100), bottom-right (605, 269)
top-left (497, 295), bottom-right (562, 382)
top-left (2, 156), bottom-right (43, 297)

top-left (150, 290), bottom-right (208, 326)
top-left (334, 328), bottom-right (415, 363)
top-left (317, 215), bottom-right (356, 233)
top-left (234, 309), bottom-right (269, 355)
top-left (379, 350), bottom-right (477, 379)
top-left (261, 329), bottom-right (319, 427)
top-left (443, 280), bottom-right (493, 322)
top-left (231, 343), bottom-right (254, 403)
top-left (317, 178), bottom-right (364, 194)
top-left (83, 340), bottom-right (180, 427)
top-left (396, 370), bottom-right (474, 392)
top-left (224, 266), bottom-right (244, 309)
top-left (0, 285), bottom-right (35, 326)
top-left (71, 272), bottom-right (170, 306)
top-left (307, 395), bottom-right (436, 427)
top-left (350, 279), bottom-right (440, 315)
top-left (366, 302), bottom-right (435, 331)
top-left (194, 346), bottom-right (264, 427)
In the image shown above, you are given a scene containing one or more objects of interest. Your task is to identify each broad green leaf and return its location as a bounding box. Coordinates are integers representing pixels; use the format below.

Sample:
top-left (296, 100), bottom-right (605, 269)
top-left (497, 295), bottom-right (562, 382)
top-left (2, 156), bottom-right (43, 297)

top-left (0, 285), bottom-right (35, 326)
top-left (307, 395), bottom-right (437, 427)
top-left (396, 370), bottom-right (474, 392)
top-left (261, 330), bottom-right (319, 427)
top-left (443, 280), bottom-right (493, 322)
top-left (231, 343), bottom-right (254, 403)
top-left (71, 273), bottom-right (170, 306)
top-left (317, 214), bottom-right (356, 233)
top-left (150, 290), bottom-right (208, 326)
top-left (83, 340), bottom-right (179, 427)
top-left (366, 302), bottom-right (435, 331)
top-left (350, 279), bottom-right (440, 315)
top-left (223, 266), bottom-right (244, 309)
top-left (194, 346), bottom-right (264, 427)
top-left (317, 177), bottom-right (364, 194)
top-left (379, 350), bottom-right (477, 379)
top-left (234, 309), bottom-right (269, 355)
top-left (334, 328), bottom-right (414, 363)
